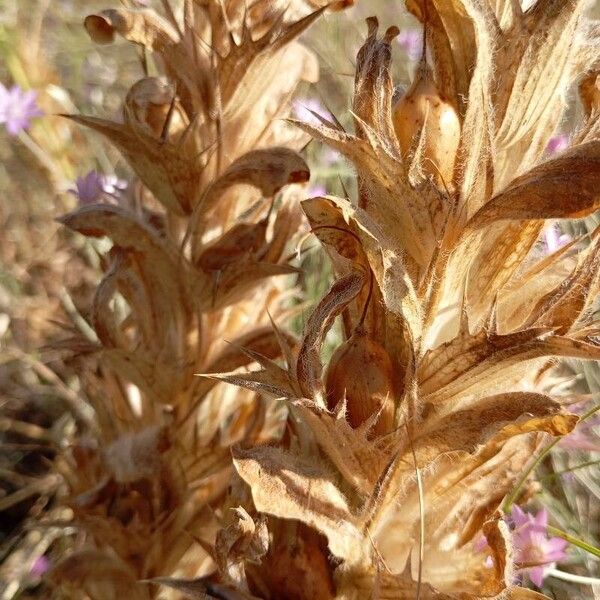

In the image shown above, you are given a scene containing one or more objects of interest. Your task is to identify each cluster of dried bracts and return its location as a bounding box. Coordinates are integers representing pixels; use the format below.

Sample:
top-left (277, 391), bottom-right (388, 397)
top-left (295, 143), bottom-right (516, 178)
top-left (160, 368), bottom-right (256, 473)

top-left (49, 1), bottom-right (325, 597)
top-left (48, 0), bottom-right (600, 599)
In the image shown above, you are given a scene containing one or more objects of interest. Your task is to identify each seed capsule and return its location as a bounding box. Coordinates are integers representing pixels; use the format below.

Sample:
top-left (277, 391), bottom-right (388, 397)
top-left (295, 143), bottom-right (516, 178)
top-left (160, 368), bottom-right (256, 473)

top-left (325, 328), bottom-right (395, 436)
top-left (392, 65), bottom-right (461, 187)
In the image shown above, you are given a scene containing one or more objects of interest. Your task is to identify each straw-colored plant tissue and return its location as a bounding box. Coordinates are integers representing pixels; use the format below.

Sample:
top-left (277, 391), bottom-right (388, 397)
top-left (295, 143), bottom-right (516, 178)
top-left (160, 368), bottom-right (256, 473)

top-left (51, 1), bottom-right (600, 599)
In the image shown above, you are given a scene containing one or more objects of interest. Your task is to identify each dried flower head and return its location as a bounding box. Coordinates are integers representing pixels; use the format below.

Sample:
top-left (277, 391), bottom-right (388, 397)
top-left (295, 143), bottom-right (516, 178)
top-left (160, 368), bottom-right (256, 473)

top-left (49, 1), bottom-right (345, 597)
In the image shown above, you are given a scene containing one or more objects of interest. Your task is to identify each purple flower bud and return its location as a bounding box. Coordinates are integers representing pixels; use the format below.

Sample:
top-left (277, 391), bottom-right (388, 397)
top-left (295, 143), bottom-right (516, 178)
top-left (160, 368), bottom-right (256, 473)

top-left (397, 30), bottom-right (423, 61)
top-left (101, 174), bottom-right (128, 196)
top-left (323, 148), bottom-right (342, 166)
top-left (30, 555), bottom-right (51, 577)
top-left (543, 223), bottom-right (571, 254)
top-left (308, 184), bottom-right (327, 197)
top-left (69, 170), bottom-right (128, 206)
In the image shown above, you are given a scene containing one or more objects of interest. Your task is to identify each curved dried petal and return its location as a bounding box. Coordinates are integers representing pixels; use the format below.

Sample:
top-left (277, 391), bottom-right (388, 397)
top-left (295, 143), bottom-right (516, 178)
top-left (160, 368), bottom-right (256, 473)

top-left (296, 272), bottom-right (366, 399)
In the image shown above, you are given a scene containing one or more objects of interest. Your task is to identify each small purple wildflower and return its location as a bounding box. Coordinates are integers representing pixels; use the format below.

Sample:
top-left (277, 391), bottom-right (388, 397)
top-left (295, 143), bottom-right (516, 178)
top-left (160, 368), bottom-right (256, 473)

top-left (546, 134), bottom-right (569, 154)
top-left (510, 506), bottom-right (569, 587)
top-left (475, 506), bottom-right (568, 587)
top-left (30, 555), bottom-right (51, 577)
top-left (0, 84), bottom-right (43, 136)
top-left (292, 98), bottom-right (332, 127)
top-left (70, 170), bottom-right (127, 205)
top-left (397, 29), bottom-right (423, 61)
top-left (71, 171), bottom-right (105, 205)
top-left (101, 174), bottom-right (128, 196)
top-left (473, 535), bottom-right (494, 568)
top-left (560, 472), bottom-right (576, 484)
top-left (560, 429), bottom-right (600, 452)
top-left (564, 400), bottom-right (600, 425)
top-left (323, 148), bottom-right (342, 166)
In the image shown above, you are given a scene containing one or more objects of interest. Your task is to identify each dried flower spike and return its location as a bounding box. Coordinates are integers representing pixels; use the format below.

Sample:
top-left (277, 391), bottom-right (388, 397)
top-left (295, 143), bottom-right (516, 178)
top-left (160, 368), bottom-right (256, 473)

top-left (213, 4), bottom-right (600, 598)
top-left (49, 1), bottom-right (338, 597)
top-left (46, 0), bottom-right (600, 598)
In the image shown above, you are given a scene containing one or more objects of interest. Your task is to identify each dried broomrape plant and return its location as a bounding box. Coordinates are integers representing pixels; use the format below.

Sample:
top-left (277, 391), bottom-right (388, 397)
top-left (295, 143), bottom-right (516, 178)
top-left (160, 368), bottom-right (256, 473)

top-left (47, 0), bottom-right (600, 599)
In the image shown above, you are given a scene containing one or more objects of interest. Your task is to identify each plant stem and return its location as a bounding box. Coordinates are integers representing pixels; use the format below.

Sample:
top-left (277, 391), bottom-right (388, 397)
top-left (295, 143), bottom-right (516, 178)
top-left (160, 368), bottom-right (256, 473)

top-left (540, 458), bottom-right (600, 481)
top-left (546, 526), bottom-right (600, 559)
top-left (17, 129), bottom-right (59, 177)
top-left (502, 438), bottom-right (560, 512)
top-left (546, 568), bottom-right (600, 585)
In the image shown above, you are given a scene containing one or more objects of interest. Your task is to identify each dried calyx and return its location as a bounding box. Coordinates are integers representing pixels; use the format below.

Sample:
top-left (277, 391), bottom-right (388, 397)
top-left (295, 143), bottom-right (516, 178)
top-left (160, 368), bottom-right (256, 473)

top-left (393, 63), bottom-right (461, 186)
top-left (124, 77), bottom-right (188, 142)
top-left (325, 270), bottom-right (396, 436)
top-left (196, 201), bottom-right (274, 271)
top-left (206, 2), bottom-right (600, 597)
top-left (325, 327), bottom-right (396, 435)
top-left (51, 1), bottom-right (332, 598)
top-left (392, 27), bottom-right (460, 187)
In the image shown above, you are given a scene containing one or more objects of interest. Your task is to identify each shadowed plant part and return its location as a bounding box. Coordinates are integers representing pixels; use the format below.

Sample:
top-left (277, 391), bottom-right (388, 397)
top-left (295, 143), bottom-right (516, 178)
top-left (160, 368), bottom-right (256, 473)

top-left (43, 1), bottom-right (361, 599)
top-left (202, 2), bottom-right (600, 599)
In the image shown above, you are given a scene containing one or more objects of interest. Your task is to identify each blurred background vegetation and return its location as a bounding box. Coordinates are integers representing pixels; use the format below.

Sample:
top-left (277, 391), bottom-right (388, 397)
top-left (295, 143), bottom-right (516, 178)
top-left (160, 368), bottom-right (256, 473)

top-left (0, 1), bottom-right (599, 598)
